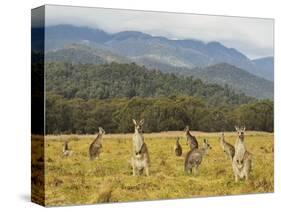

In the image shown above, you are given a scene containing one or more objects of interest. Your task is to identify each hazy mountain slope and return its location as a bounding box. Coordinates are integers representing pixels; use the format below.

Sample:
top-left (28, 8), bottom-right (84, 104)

top-left (36, 25), bottom-right (274, 80)
top-left (105, 32), bottom-right (210, 68)
top-left (188, 63), bottom-right (273, 99)
top-left (45, 44), bottom-right (105, 64)
top-left (44, 25), bottom-right (112, 51)
top-left (252, 57), bottom-right (274, 81)
top-left (45, 43), bottom-right (131, 64)
top-left (44, 44), bottom-right (273, 99)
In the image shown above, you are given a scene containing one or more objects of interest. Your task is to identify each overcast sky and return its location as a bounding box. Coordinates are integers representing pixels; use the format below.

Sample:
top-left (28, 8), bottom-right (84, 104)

top-left (44, 5), bottom-right (274, 59)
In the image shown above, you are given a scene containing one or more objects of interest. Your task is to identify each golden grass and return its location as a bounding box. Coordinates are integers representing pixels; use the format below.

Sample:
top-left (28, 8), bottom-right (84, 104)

top-left (41, 131), bottom-right (274, 206)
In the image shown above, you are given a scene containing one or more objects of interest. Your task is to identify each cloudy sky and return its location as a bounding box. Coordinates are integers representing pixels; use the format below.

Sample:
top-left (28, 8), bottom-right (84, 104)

top-left (44, 5), bottom-right (274, 59)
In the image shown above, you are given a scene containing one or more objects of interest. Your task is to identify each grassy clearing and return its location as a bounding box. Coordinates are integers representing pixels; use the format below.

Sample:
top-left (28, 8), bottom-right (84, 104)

top-left (41, 131), bottom-right (273, 206)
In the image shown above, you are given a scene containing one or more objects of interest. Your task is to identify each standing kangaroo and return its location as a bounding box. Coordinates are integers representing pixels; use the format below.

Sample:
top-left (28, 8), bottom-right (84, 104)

top-left (62, 141), bottom-right (73, 157)
top-left (184, 139), bottom-right (211, 175)
top-left (220, 132), bottom-right (235, 161)
top-left (185, 125), bottom-right (199, 150)
top-left (131, 119), bottom-right (150, 176)
top-left (232, 126), bottom-right (252, 182)
top-left (174, 137), bottom-right (182, 156)
top-left (89, 127), bottom-right (105, 160)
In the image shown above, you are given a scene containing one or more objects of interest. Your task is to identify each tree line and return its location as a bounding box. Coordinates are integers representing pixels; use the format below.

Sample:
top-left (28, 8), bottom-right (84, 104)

top-left (36, 61), bottom-right (273, 134)
top-left (46, 93), bottom-right (273, 134)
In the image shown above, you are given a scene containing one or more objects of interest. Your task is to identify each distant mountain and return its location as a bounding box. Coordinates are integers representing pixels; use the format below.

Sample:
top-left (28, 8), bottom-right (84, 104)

top-left (44, 25), bottom-right (112, 50)
top-left (32, 25), bottom-right (274, 81)
top-left (46, 43), bottom-right (130, 64)
top-left (44, 44), bottom-right (273, 99)
top-left (187, 63), bottom-right (273, 99)
top-left (46, 44), bottom-right (105, 64)
top-left (252, 57), bottom-right (274, 81)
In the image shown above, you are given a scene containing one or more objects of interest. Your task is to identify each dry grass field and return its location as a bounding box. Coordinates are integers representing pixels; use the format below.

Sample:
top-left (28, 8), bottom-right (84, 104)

top-left (37, 131), bottom-right (273, 206)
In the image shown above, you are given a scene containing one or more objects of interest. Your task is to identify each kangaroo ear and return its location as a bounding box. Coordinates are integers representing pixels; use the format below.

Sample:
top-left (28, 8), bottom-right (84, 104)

top-left (203, 139), bottom-right (207, 143)
top-left (185, 125), bottom-right (189, 131)
top-left (132, 119), bottom-right (137, 125)
top-left (139, 119), bottom-right (144, 126)
top-left (243, 126), bottom-right (246, 131)
top-left (235, 126), bottom-right (239, 131)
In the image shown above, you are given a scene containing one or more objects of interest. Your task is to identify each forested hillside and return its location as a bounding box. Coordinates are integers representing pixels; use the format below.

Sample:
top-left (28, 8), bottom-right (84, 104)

top-left (39, 62), bottom-right (273, 133)
top-left (45, 62), bottom-right (253, 106)
top-left (44, 44), bottom-right (274, 99)
top-left (45, 43), bottom-right (130, 64)
top-left (186, 63), bottom-right (274, 99)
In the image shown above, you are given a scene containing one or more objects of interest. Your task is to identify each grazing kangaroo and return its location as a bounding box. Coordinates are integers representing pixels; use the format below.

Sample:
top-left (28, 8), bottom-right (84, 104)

top-left (184, 139), bottom-right (211, 175)
top-left (185, 125), bottom-right (199, 150)
top-left (220, 132), bottom-right (235, 161)
top-left (89, 127), bottom-right (105, 160)
top-left (232, 126), bottom-right (252, 182)
top-left (131, 119), bottom-right (150, 176)
top-left (62, 141), bottom-right (73, 157)
top-left (174, 137), bottom-right (182, 156)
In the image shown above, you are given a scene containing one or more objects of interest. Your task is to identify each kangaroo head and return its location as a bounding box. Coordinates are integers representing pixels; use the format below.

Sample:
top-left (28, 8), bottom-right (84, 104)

top-left (236, 158), bottom-right (244, 169)
top-left (235, 126), bottom-right (246, 140)
top-left (98, 127), bottom-right (105, 135)
top-left (132, 119), bottom-right (144, 133)
top-left (184, 125), bottom-right (190, 133)
top-left (203, 139), bottom-right (212, 152)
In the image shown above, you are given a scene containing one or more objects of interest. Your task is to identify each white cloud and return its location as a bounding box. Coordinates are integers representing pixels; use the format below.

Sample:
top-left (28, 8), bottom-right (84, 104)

top-left (44, 5), bottom-right (274, 59)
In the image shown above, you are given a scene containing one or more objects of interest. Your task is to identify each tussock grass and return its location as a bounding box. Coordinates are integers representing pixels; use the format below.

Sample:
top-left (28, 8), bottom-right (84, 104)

top-left (43, 131), bottom-right (274, 206)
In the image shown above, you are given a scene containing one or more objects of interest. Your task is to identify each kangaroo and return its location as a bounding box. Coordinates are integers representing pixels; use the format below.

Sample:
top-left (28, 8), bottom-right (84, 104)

top-left (174, 137), bottom-right (182, 156)
top-left (184, 139), bottom-right (211, 175)
top-left (62, 141), bottom-right (73, 157)
top-left (185, 125), bottom-right (199, 150)
top-left (220, 132), bottom-right (235, 161)
top-left (89, 127), bottom-right (105, 160)
top-left (131, 119), bottom-right (150, 176)
top-left (232, 126), bottom-right (252, 182)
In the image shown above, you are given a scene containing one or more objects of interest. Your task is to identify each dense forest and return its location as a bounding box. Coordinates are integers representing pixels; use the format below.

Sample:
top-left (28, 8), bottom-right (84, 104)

top-left (45, 62), bottom-right (254, 107)
top-left (46, 93), bottom-right (273, 134)
top-left (36, 62), bottom-right (273, 134)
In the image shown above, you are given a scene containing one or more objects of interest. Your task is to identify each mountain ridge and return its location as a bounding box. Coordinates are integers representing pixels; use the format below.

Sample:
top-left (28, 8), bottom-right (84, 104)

top-left (35, 24), bottom-right (273, 81)
top-left (34, 25), bottom-right (273, 81)
top-left (43, 43), bottom-right (273, 99)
